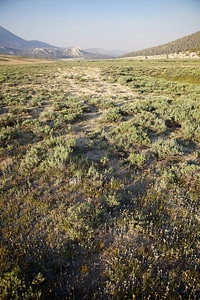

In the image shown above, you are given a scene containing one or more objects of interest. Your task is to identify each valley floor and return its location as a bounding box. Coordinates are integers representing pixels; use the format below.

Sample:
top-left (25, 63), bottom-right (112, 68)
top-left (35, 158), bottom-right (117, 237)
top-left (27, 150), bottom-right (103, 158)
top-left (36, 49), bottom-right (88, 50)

top-left (0, 58), bottom-right (200, 299)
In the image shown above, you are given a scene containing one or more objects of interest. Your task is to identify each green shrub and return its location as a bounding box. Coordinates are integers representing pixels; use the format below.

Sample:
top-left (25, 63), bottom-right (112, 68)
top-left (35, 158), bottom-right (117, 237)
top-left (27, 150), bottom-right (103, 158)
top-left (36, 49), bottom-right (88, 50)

top-left (22, 145), bottom-right (47, 171)
top-left (127, 152), bottom-right (146, 167)
top-left (107, 120), bottom-right (150, 152)
top-left (102, 107), bottom-right (122, 123)
top-left (0, 268), bottom-right (44, 300)
top-left (151, 137), bottom-right (182, 159)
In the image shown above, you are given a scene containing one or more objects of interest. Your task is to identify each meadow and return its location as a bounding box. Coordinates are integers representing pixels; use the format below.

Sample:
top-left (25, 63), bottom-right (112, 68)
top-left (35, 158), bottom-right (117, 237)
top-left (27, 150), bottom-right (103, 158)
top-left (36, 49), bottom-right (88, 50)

top-left (0, 57), bottom-right (200, 299)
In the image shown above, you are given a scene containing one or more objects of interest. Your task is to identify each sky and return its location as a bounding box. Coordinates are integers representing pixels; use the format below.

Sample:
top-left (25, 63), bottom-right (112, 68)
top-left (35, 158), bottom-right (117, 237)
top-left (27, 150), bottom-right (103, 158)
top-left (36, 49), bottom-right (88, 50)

top-left (0, 0), bottom-right (200, 52)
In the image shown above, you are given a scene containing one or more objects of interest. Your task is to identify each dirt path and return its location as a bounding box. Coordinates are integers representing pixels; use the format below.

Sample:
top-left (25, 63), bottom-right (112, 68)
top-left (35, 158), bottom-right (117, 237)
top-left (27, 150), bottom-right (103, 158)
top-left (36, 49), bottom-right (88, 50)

top-left (56, 66), bottom-right (135, 103)
top-left (55, 66), bottom-right (138, 160)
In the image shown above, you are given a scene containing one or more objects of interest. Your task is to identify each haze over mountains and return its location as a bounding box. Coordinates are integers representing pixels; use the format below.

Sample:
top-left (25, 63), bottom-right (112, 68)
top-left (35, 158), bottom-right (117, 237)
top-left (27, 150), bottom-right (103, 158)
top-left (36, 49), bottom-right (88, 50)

top-left (0, 26), bottom-right (123, 59)
top-left (0, 25), bottom-right (199, 60)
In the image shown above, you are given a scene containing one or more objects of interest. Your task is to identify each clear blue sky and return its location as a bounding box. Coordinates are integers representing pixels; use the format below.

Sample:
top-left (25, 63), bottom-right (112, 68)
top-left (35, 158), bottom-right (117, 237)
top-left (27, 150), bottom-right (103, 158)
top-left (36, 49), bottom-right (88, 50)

top-left (0, 0), bottom-right (200, 51)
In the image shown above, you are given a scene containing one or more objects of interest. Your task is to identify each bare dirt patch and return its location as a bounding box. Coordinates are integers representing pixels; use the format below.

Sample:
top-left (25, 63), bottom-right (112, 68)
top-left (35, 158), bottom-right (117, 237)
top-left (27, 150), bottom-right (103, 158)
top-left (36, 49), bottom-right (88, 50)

top-left (56, 66), bottom-right (135, 102)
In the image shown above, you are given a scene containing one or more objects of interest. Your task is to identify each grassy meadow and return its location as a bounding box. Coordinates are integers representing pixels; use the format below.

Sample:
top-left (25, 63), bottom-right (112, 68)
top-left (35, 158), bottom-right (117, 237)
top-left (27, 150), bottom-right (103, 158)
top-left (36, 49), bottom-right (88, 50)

top-left (0, 57), bottom-right (200, 299)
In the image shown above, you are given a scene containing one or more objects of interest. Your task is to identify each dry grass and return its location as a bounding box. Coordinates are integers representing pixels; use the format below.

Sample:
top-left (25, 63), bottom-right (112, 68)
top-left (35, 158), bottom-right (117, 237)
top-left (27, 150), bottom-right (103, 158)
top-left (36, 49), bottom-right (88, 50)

top-left (0, 55), bottom-right (54, 65)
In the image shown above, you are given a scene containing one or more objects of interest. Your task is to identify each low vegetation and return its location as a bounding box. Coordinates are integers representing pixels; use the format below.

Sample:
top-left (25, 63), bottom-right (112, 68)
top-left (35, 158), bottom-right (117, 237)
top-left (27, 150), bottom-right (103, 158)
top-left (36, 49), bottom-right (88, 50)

top-left (0, 57), bottom-right (200, 299)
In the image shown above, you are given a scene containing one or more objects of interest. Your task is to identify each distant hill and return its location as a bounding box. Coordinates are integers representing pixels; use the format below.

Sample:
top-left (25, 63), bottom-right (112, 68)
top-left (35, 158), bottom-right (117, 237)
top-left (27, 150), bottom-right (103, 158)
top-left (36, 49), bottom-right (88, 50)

top-left (27, 40), bottom-right (57, 49)
top-left (85, 48), bottom-right (126, 58)
top-left (123, 31), bottom-right (200, 58)
top-left (0, 26), bottom-right (110, 59)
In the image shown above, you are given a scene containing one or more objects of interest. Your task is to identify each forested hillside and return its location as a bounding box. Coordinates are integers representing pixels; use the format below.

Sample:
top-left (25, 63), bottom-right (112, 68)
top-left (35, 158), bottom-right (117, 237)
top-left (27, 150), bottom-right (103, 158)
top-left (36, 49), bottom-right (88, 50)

top-left (124, 31), bottom-right (200, 57)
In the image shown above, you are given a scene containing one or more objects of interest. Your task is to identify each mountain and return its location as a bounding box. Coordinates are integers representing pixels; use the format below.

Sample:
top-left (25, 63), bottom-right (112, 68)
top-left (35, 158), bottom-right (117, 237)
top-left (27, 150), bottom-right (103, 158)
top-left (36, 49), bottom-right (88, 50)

top-left (0, 25), bottom-right (30, 48)
top-left (0, 26), bottom-right (104, 59)
top-left (109, 49), bottom-right (127, 57)
top-left (85, 48), bottom-right (114, 58)
top-left (85, 48), bottom-right (126, 58)
top-left (123, 31), bottom-right (200, 58)
top-left (0, 26), bottom-right (61, 57)
top-left (63, 47), bottom-right (90, 58)
top-left (27, 40), bottom-right (57, 49)
top-left (3, 25), bottom-right (199, 60)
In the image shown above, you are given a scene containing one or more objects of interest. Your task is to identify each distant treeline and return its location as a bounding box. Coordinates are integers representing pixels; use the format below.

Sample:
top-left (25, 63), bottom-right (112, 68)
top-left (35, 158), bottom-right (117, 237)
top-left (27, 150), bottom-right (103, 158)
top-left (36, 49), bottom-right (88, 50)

top-left (124, 31), bottom-right (200, 57)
